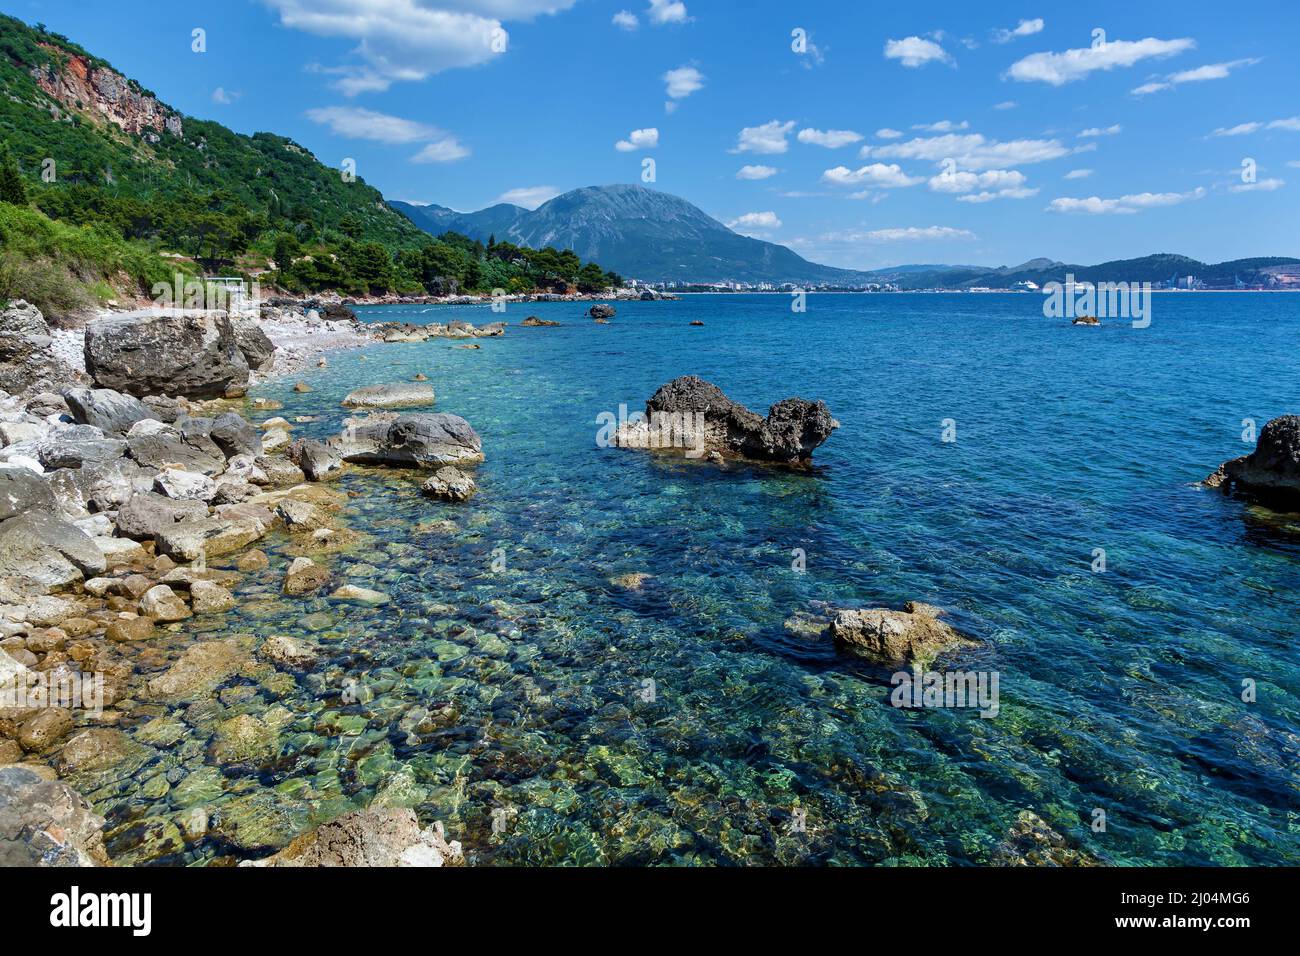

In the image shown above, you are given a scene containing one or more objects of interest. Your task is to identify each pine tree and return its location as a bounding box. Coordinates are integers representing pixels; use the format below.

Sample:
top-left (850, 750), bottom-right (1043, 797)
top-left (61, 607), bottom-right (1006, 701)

top-left (0, 145), bottom-right (27, 205)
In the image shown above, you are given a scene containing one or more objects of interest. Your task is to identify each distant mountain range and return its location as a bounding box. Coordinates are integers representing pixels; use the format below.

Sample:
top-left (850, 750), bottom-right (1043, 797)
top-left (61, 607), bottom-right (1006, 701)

top-left (391, 185), bottom-right (869, 285)
top-left (393, 185), bottom-right (1299, 290)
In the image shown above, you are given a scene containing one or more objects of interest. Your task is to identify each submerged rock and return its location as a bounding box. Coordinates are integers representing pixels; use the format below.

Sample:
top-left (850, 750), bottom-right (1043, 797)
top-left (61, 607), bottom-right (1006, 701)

top-left (420, 466), bottom-right (476, 502)
top-left (829, 602), bottom-right (974, 666)
top-left (522, 316), bottom-right (561, 327)
top-left (283, 557), bottom-right (330, 595)
top-left (0, 765), bottom-right (109, 866)
top-left (614, 375), bottom-right (838, 467)
top-left (342, 382), bottom-right (436, 409)
top-left (244, 808), bottom-right (463, 867)
top-left (1205, 415), bottom-right (1300, 505)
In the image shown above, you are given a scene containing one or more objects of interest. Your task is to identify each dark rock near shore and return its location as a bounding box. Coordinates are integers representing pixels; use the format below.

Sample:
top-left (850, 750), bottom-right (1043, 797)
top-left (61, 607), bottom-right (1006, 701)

top-left (617, 375), bottom-right (838, 467)
top-left (0, 466), bottom-right (57, 521)
top-left (232, 318), bottom-right (276, 372)
top-left (84, 312), bottom-right (251, 398)
top-left (0, 301), bottom-right (80, 396)
top-left (589, 304), bottom-right (616, 320)
top-left (286, 439), bottom-right (343, 481)
top-left (1205, 415), bottom-right (1300, 504)
top-left (63, 387), bottom-right (159, 437)
top-left (209, 412), bottom-right (263, 459)
top-left (521, 316), bottom-right (560, 327)
top-left (334, 413), bottom-right (484, 469)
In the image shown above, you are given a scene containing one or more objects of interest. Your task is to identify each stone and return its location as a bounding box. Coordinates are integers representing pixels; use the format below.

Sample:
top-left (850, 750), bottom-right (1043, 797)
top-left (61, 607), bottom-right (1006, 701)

top-left (420, 466), bottom-right (476, 502)
top-left (521, 316), bottom-right (560, 327)
top-left (232, 318), bottom-right (275, 372)
top-left (211, 713), bottom-right (279, 765)
top-left (209, 412), bottom-right (263, 458)
top-left (334, 413), bottom-right (484, 469)
top-left (329, 584), bottom-right (390, 606)
top-left (341, 382), bottom-right (437, 409)
top-left (244, 808), bottom-right (463, 868)
top-left (17, 708), bottom-right (74, 753)
top-left (154, 511), bottom-right (270, 562)
top-left (829, 602), bottom-right (974, 666)
top-left (105, 616), bottom-right (155, 643)
top-left (286, 439), bottom-right (343, 481)
top-left (589, 304), bottom-right (616, 320)
top-left (258, 634), bottom-right (319, 669)
top-left (277, 499), bottom-right (331, 533)
top-left (237, 549), bottom-right (269, 571)
top-left (1206, 415), bottom-right (1300, 504)
top-left (261, 427), bottom-right (291, 452)
top-left (0, 464), bottom-right (56, 521)
top-left (139, 584), bottom-right (190, 622)
top-left (0, 301), bottom-right (79, 397)
top-left (115, 490), bottom-right (207, 540)
top-left (190, 580), bottom-right (235, 614)
top-left (0, 765), bottom-right (109, 866)
top-left (610, 572), bottom-right (652, 591)
top-left (146, 636), bottom-right (253, 702)
top-left (84, 311), bottom-right (251, 398)
top-left (615, 375), bottom-right (839, 467)
top-left (283, 557), bottom-right (330, 595)
top-left (56, 728), bottom-right (155, 779)
top-left (63, 387), bottom-right (158, 437)
top-left (293, 382), bottom-right (312, 393)
top-left (251, 455), bottom-right (306, 487)
top-left (0, 510), bottom-right (107, 587)
top-left (154, 468), bottom-right (218, 502)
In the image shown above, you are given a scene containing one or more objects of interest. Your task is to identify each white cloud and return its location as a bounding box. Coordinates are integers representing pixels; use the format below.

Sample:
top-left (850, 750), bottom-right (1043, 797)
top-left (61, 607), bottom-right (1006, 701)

top-left (822, 163), bottom-right (924, 189)
top-left (647, 0), bottom-right (688, 25)
top-left (929, 168), bottom-right (1027, 193)
top-left (1064, 168), bottom-right (1093, 179)
top-left (734, 120), bottom-right (796, 154)
top-left (797, 128), bottom-right (864, 148)
top-left (1270, 117), bottom-right (1300, 131)
top-left (1079, 124), bottom-right (1122, 138)
top-left (1007, 36), bottom-right (1195, 86)
top-left (875, 128), bottom-right (904, 140)
top-left (612, 10), bottom-right (638, 30)
top-left (267, 0), bottom-right (578, 94)
top-left (957, 188), bottom-right (1038, 203)
top-left (854, 226), bottom-right (977, 242)
top-left (913, 120), bottom-right (969, 133)
top-left (495, 185), bottom-right (560, 208)
top-left (663, 66), bottom-right (704, 100)
top-left (994, 100), bottom-right (1018, 110)
top-left (306, 105), bottom-right (439, 143)
top-left (212, 87), bottom-right (240, 105)
top-left (726, 211), bottom-right (782, 234)
top-left (862, 132), bottom-right (1073, 170)
top-left (410, 136), bottom-right (470, 162)
top-left (1231, 178), bottom-right (1285, 193)
top-left (1047, 187), bottom-right (1206, 214)
top-left (884, 36), bottom-right (953, 68)
top-left (736, 165), bottom-right (779, 180)
top-left (1132, 58), bottom-right (1260, 95)
top-left (615, 127), bottom-right (659, 151)
top-left (1288, 161), bottom-right (1300, 169)
top-left (993, 18), bottom-right (1045, 44)
top-left (1211, 122), bottom-right (1263, 137)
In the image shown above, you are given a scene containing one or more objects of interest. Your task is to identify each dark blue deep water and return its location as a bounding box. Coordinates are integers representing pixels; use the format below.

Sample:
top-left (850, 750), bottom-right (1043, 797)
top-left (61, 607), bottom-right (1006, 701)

top-left (109, 293), bottom-right (1300, 866)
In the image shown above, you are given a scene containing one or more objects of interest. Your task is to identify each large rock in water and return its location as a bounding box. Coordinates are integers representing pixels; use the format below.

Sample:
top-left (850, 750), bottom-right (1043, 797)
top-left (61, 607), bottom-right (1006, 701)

top-left (334, 413), bottom-right (484, 468)
top-left (1206, 415), bottom-right (1300, 504)
top-left (829, 602), bottom-right (974, 666)
top-left (342, 382), bottom-right (436, 409)
top-left (615, 375), bottom-right (838, 467)
top-left (84, 311), bottom-right (251, 398)
top-left (244, 808), bottom-right (463, 868)
top-left (0, 300), bottom-right (80, 396)
top-left (0, 765), bottom-right (109, 866)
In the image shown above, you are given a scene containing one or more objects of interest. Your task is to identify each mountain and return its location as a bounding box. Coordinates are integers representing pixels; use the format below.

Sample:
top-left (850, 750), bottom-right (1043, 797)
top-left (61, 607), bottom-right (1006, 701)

top-left (0, 13), bottom-right (427, 254)
top-left (393, 184), bottom-right (873, 286)
top-left (880, 254), bottom-right (1300, 291)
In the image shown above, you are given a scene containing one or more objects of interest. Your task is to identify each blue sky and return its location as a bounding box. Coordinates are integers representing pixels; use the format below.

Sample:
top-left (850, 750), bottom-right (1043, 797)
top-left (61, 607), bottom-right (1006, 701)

top-left (6, 0), bottom-right (1300, 270)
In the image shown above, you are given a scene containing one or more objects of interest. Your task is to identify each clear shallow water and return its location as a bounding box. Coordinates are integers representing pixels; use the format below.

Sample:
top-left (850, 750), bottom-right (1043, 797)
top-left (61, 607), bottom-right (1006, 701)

top-left (102, 294), bottom-right (1300, 865)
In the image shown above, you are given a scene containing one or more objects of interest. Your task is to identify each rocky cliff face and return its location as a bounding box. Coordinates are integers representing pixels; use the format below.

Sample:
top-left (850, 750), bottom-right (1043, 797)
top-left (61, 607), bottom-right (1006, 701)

top-left (30, 46), bottom-right (182, 140)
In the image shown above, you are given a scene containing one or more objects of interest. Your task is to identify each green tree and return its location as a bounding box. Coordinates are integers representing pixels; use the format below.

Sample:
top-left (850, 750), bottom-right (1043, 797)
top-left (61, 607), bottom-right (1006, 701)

top-left (0, 145), bottom-right (28, 205)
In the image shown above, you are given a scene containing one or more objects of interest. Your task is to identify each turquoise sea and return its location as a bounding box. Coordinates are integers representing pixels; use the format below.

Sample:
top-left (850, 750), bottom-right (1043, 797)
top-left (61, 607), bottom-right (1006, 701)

top-left (103, 293), bottom-right (1300, 865)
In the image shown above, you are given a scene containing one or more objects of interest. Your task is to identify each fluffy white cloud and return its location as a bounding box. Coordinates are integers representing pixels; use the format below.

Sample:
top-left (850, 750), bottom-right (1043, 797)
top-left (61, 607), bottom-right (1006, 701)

top-left (822, 163), bottom-right (923, 188)
top-left (875, 128), bottom-right (904, 140)
top-left (884, 36), bottom-right (952, 68)
top-left (862, 132), bottom-right (1073, 170)
top-left (797, 128), bottom-right (864, 148)
top-left (929, 168), bottom-right (1027, 193)
top-left (615, 127), bottom-right (659, 151)
top-left (306, 106), bottom-right (441, 143)
top-left (726, 211), bottom-right (782, 234)
top-left (1270, 117), bottom-right (1300, 131)
top-left (1007, 37), bottom-right (1195, 86)
top-left (212, 87), bottom-right (240, 105)
top-left (663, 66), bottom-right (704, 100)
top-left (1231, 178), bottom-right (1286, 193)
top-left (1047, 187), bottom-right (1206, 214)
top-left (410, 137), bottom-right (470, 162)
top-left (612, 10), bottom-right (638, 30)
top-left (495, 185), bottom-right (560, 208)
top-left (1079, 125), bottom-right (1122, 138)
top-left (1064, 168), bottom-right (1093, 179)
top-left (1211, 122), bottom-right (1262, 137)
top-left (647, 0), bottom-right (688, 24)
top-left (856, 226), bottom-right (977, 242)
top-left (994, 100), bottom-right (1018, 110)
top-left (913, 120), bottom-right (970, 133)
top-left (734, 120), bottom-right (796, 154)
top-left (736, 165), bottom-right (779, 180)
top-left (993, 18), bottom-right (1045, 44)
top-left (1132, 58), bottom-right (1260, 95)
top-left (268, 0), bottom-right (578, 94)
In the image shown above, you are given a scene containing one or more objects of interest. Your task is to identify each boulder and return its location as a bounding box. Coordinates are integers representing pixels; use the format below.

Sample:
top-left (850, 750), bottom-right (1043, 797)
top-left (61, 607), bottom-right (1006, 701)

top-left (35, 427), bottom-right (126, 471)
top-left (521, 316), bottom-right (560, 327)
top-left (153, 511), bottom-right (269, 562)
top-left (329, 584), bottom-right (390, 606)
top-left (0, 465), bottom-right (56, 521)
top-left (146, 636), bottom-right (253, 702)
top-left (615, 375), bottom-right (838, 467)
top-left (84, 311), bottom-right (251, 399)
top-left (283, 557), bottom-right (330, 595)
top-left (420, 466), bottom-right (476, 502)
top-left (286, 439), bottom-right (343, 481)
top-left (154, 468), bottom-right (218, 502)
top-left (115, 490), bottom-right (208, 540)
top-left (0, 301), bottom-right (79, 396)
top-left (1206, 415), bottom-right (1300, 503)
top-left (139, 584), bottom-right (191, 622)
top-left (63, 387), bottom-right (158, 437)
top-left (251, 455), bottom-right (306, 487)
top-left (0, 510), bottom-right (106, 587)
top-left (244, 808), bottom-right (462, 868)
top-left (589, 304), bottom-right (616, 320)
top-left (342, 382), bottom-right (436, 409)
top-left (208, 413), bottom-right (262, 459)
top-left (829, 602), bottom-right (974, 666)
top-left (276, 499), bottom-right (331, 533)
top-left (257, 634), bottom-right (319, 670)
top-left (232, 318), bottom-right (276, 372)
top-left (0, 765), bottom-right (109, 866)
top-left (334, 413), bottom-right (484, 469)
top-left (126, 429), bottom-right (225, 476)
